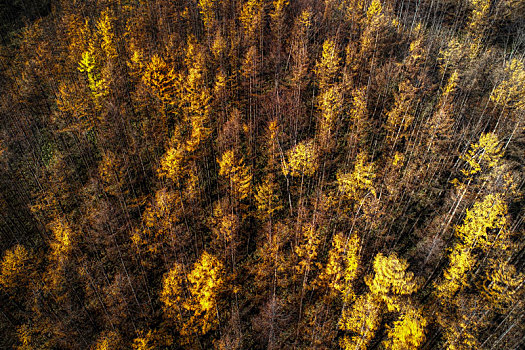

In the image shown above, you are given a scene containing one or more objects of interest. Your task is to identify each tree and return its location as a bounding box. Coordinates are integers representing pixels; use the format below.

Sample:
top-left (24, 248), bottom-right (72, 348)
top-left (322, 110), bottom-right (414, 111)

top-left (0, 245), bottom-right (33, 292)
top-left (460, 133), bottom-right (502, 179)
top-left (218, 150), bottom-right (252, 202)
top-left (160, 262), bottom-right (186, 324)
top-left (337, 151), bottom-right (376, 203)
top-left (315, 39), bottom-right (340, 91)
top-left (366, 252), bottom-right (419, 312)
top-left (282, 140), bottom-right (319, 178)
top-left (182, 251), bottom-right (225, 338)
top-left (339, 293), bottom-right (381, 350)
top-left (383, 306), bottom-right (427, 350)
top-left (317, 233), bottom-right (361, 302)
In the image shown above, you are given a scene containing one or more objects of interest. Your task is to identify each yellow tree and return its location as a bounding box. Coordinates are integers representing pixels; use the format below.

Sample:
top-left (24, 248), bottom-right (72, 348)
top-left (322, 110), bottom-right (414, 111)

top-left (211, 199), bottom-right (240, 269)
top-left (315, 39), bottom-right (340, 91)
top-left (460, 133), bottom-right (502, 179)
top-left (491, 58), bottom-right (525, 112)
top-left (282, 140), bottom-right (319, 178)
top-left (317, 233), bottom-right (361, 302)
top-left (96, 9), bottom-right (118, 60)
top-left (254, 177), bottom-right (282, 221)
top-left (383, 306), bottom-right (427, 350)
top-left (92, 331), bottom-right (121, 350)
top-left (239, 0), bottom-right (264, 44)
top-left (218, 150), bottom-right (252, 203)
top-left (0, 245), bottom-right (33, 292)
top-left (78, 47), bottom-right (109, 105)
top-left (455, 193), bottom-right (508, 251)
top-left (179, 44), bottom-right (211, 155)
top-left (182, 251), bottom-right (225, 338)
top-left (160, 261), bottom-right (186, 324)
top-left (317, 85), bottom-right (343, 152)
top-left (466, 0), bottom-right (490, 57)
top-left (142, 54), bottom-right (178, 107)
top-left (337, 151), bottom-right (376, 203)
top-left (339, 293), bottom-right (381, 350)
top-left (366, 252), bottom-right (419, 312)
top-left (198, 0), bottom-right (217, 32)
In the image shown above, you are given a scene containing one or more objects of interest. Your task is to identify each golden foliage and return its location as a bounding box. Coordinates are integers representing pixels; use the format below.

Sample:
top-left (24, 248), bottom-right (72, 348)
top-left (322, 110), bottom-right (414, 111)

top-left (142, 54), bottom-right (177, 106)
top-left (239, 0), bottom-right (263, 42)
top-left (49, 218), bottom-right (74, 262)
top-left (96, 9), bottom-right (117, 59)
top-left (198, 0), bottom-right (216, 31)
top-left (282, 140), bottom-right (319, 177)
top-left (254, 177), bottom-right (282, 220)
top-left (437, 246), bottom-right (475, 302)
top-left (318, 233), bottom-right (361, 302)
top-left (315, 39), bottom-right (340, 90)
top-left (0, 245), bottom-right (32, 290)
top-left (318, 85), bottom-right (343, 150)
top-left (491, 58), bottom-right (525, 110)
top-left (337, 151), bottom-right (376, 201)
top-left (339, 294), bottom-right (381, 350)
top-left (460, 133), bottom-right (502, 177)
top-left (78, 48), bottom-right (109, 102)
top-left (384, 306), bottom-right (427, 350)
top-left (455, 193), bottom-right (508, 251)
top-left (482, 260), bottom-right (524, 311)
top-left (294, 224), bottom-right (321, 277)
top-left (183, 251), bottom-right (225, 336)
top-left (158, 143), bottom-right (185, 184)
top-left (366, 253), bottom-right (419, 312)
top-left (92, 331), bottom-right (121, 350)
top-left (160, 262), bottom-right (186, 322)
top-left (218, 150), bottom-right (252, 201)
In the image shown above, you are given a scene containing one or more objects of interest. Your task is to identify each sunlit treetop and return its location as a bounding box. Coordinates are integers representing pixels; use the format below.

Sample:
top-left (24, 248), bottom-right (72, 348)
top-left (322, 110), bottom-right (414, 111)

top-left (158, 143), bottom-right (185, 185)
top-left (455, 193), bottom-right (508, 251)
top-left (366, 252), bottom-right (419, 311)
top-left (437, 246), bottom-right (475, 302)
top-left (218, 150), bottom-right (252, 201)
top-left (460, 132), bottom-right (502, 177)
top-left (198, 0), bottom-right (216, 31)
top-left (294, 223), bottom-right (321, 276)
top-left (367, 0), bottom-right (384, 23)
top-left (282, 140), bottom-right (319, 177)
top-left (0, 245), bottom-right (32, 290)
top-left (482, 260), bottom-right (524, 311)
top-left (96, 9), bottom-right (117, 59)
top-left (92, 331), bottom-right (121, 350)
top-left (491, 58), bottom-right (525, 111)
top-left (49, 218), bottom-right (74, 262)
top-left (337, 151), bottom-right (376, 200)
top-left (339, 293), bottom-right (381, 350)
top-left (160, 261), bottom-right (186, 322)
top-left (315, 38), bottom-right (341, 90)
top-left (383, 306), bottom-right (427, 350)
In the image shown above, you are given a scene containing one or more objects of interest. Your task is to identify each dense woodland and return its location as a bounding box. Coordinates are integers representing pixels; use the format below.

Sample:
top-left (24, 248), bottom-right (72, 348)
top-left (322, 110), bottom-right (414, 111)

top-left (0, 0), bottom-right (524, 349)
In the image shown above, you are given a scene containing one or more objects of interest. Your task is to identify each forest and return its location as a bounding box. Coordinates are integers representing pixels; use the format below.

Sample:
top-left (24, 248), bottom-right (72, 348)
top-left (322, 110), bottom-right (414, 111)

top-left (0, 0), bottom-right (524, 349)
